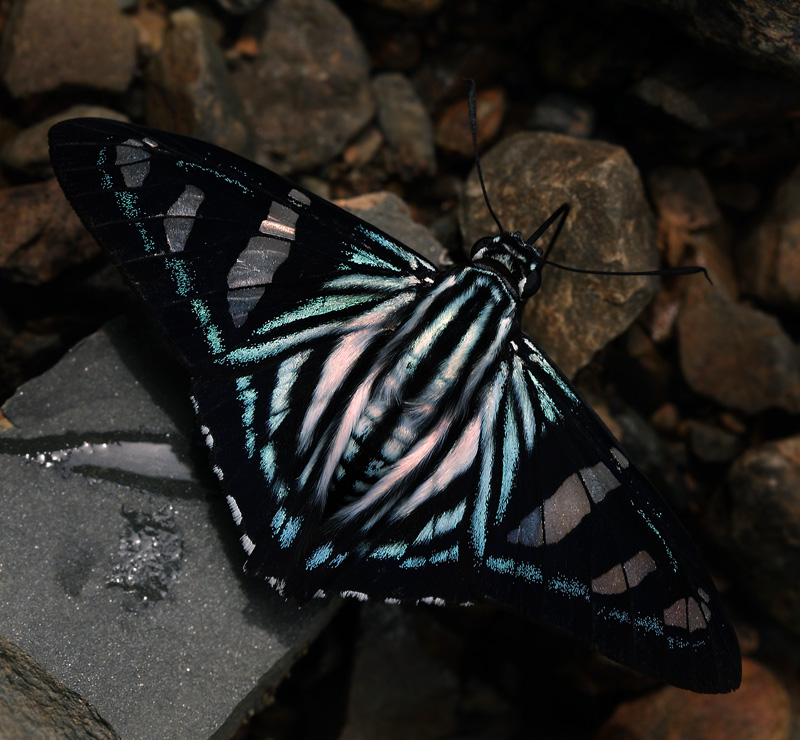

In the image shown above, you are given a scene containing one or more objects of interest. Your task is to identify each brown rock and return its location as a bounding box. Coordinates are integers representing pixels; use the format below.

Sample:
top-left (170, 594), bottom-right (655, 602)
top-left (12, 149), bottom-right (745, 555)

top-left (725, 435), bottom-right (800, 634)
top-left (0, 179), bottom-right (99, 285)
top-left (596, 659), bottom-right (790, 740)
top-left (677, 281), bottom-right (800, 414)
top-left (739, 161), bottom-right (800, 310)
top-left (231, 0), bottom-right (375, 173)
top-left (435, 88), bottom-right (507, 159)
top-left (145, 8), bottom-right (254, 158)
top-left (647, 165), bottom-right (738, 299)
top-left (0, 635), bottom-right (120, 739)
top-left (1, 106), bottom-right (129, 180)
top-left (460, 132), bottom-right (658, 378)
top-left (0, 0), bottom-right (137, 98)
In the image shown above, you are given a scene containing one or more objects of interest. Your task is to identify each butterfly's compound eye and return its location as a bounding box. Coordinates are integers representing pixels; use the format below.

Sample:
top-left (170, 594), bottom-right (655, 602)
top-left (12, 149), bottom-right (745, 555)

top-left (470, 236), bottom-right (495, 261)
top-left (519, 266), bottom-right (542, 299)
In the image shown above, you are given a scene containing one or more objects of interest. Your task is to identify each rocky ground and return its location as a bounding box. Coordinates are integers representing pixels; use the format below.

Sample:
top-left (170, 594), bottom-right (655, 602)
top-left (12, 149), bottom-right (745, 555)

top-left (0, 0), bottom-right (799, 738)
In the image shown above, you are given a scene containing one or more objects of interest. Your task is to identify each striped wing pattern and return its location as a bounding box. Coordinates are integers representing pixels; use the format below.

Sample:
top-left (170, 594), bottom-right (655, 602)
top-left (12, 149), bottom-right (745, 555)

top-left (49, 118), bottom-right (741, 693)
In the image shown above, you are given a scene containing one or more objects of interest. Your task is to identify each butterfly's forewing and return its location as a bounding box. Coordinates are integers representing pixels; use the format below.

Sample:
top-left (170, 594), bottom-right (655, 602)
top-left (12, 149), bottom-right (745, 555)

top-left (49, 118), bottom-right (741, 693)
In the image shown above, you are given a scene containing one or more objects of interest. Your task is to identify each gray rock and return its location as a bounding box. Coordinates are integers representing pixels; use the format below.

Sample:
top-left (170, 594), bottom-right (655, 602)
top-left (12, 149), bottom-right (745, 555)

top-left (0, 0), bottom-right (137, 98)
top-left (372, 72), bottom-right (436, 179)
top-left (231, 0), bottom-right (375, 173)
top-left (460, 131), bottom-right (659, 378)
top-left (338, 190), bottom-right (447, 268)
top-left (145, 8), bottom-right (254, 158)
top-left (0, 319), bottom-right (337, 739)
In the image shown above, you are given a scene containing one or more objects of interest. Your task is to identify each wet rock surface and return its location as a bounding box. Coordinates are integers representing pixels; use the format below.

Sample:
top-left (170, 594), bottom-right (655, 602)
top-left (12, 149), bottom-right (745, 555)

top-left (0, 320), bottom-right (337, 740)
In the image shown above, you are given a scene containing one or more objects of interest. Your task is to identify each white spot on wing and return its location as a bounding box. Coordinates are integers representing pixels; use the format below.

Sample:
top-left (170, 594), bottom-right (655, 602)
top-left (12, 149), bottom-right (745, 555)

top-left (509, 472), bottom-right (591, 546)
top-left (591, 550), bottom-right (656, 594)
top-left (579, 461), bottom-right (620, 504)
top-left (288, 188), bottom-right (311, 207)
top-left (116, 138), bottom-right (150, 187)
top-left (240, 534), bottom-right (256, 555)
top-left (259, 201), bottom-right (298, 239)
top-left (664, 596), bottom-right (710, 631)
top-left (165, 185), bottom-right (205, 252)
top-left (226, 494), bottom-right (243, 525)
top-left (611, 447), bottom-right (629, 469)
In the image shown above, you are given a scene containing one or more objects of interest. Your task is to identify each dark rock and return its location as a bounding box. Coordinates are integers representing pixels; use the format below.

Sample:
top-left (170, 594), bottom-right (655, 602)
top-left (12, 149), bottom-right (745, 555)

top-left (739, 162), bottom-right (800, 310)
top-left (0, 636), bottom-right (120, 740)
top-left (435, 87), bottom-right (507, 159)
top-left (231, 0), bottom-right (374, 173)
top-left (213, 0), bottom-right (267, 13)
top-left (372, 72), bottom-right (436, 179)
top-left (528, 92), bottom-right (595, 139)
top-left (1, 106), bottom-right (129, 180)
top-left (0, 0), bottom-right (137, 98)
top-left (630, 53), bottom-right (800, 131)
top-left (363, 0), bottom-right (446, 15)
top-left (725, 435), bottom-right (800, 635)
top-left (686, 420), bottom-right (743, 464)
top-left (338, 190), bottom-right (447, 268)
top-left (677, 281), bottom-right (800, 414)
top-left (622, 0), bottom-right (800, 83)
top-left (460, 131), bottom-right (658, 378)
top-left (338, 604), bottom-right (458, 740)
top-left (0, 319), bottom-right (338, 739)
top-left (145, 8), bottom-right (254, 158)
top-left (0, 178), bottom-right (99, 285)
top-left (597, 659), bottom-right (790, 740)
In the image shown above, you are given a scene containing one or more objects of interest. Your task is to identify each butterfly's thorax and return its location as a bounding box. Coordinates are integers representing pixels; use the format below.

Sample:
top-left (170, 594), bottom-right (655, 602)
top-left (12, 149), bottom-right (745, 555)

top-left (469, 232), bottom-right (544, 301)
top-left (323, 266), bottom-right (517, 523)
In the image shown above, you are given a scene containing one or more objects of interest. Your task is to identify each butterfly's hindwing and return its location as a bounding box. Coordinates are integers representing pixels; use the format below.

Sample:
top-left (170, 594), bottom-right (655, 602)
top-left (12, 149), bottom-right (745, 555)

top-left (49, 118), bottom-right (741, 693)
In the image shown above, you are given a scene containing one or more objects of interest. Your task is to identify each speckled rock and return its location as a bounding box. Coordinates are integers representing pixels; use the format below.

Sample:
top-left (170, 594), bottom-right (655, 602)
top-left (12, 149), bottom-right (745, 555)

top-left (460, 131), bottom-right (658, 378)
top-left (0, 636), bottom-right (119, 740)
top-left (622, 0), bottom-right (800, 82)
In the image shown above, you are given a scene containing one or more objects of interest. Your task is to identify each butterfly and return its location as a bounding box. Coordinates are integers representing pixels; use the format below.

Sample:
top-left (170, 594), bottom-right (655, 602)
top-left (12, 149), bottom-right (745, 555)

top-left (48, 117), bottom-right (741, 693)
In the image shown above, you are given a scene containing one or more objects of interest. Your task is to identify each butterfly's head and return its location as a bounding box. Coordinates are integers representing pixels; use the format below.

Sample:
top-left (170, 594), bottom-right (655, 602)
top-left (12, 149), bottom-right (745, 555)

top-left (470, 232), bottom-right (545, 301)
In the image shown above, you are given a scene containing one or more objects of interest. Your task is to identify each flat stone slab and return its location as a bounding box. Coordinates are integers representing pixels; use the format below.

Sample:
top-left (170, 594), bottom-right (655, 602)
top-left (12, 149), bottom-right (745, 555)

top-left (0, 317), bottom-right (337, 740)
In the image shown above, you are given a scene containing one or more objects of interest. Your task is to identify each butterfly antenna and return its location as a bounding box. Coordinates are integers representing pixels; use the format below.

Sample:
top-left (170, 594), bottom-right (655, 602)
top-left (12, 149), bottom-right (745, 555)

top-left (467, 80), bottom-right (505, 234)
top-left (526, 203), bottom-right (570, 260)
top-left (543, 259), bottom-right (713, 283)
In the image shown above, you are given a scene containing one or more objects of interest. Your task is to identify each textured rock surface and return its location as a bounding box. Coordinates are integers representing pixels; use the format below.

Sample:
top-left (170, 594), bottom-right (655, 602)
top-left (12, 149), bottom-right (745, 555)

top-left (460, 131), bottom-right (658, 378)
top-left (0, 0), bottom-right (137, 97)
top-left (0, 319), bottom-right (337, 740)
top-left (231, 0), bottom-right (375, 173)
